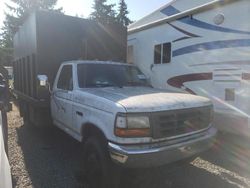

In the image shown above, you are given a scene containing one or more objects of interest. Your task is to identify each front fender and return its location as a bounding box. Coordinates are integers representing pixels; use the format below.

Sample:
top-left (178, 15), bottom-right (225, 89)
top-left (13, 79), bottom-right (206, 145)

top-left (80, 111), bottom-right (115, 141)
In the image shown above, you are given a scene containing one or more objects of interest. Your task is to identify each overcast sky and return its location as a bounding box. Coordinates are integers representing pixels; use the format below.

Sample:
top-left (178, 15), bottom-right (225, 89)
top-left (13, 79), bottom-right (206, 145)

top-left (0, 0), bottom-right (170, 29)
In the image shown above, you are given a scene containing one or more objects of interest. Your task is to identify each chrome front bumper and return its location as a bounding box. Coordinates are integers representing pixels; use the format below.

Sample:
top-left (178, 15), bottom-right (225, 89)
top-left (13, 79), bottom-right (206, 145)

top-left (108, 127), bottom-right (217, 168)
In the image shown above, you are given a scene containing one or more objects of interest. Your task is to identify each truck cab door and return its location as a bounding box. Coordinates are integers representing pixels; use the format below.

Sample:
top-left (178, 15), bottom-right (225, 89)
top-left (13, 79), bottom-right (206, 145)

top-left (51, 65), bottom-right (73, 129)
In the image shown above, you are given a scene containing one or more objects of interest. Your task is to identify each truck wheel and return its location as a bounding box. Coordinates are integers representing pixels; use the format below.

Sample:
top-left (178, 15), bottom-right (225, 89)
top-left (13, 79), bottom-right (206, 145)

top-left (83, 137), bottom-right (121, 188)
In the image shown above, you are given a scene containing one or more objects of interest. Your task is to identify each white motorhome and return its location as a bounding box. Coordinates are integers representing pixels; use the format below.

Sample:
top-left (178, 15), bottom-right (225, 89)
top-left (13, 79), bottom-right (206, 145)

top-left (128, 0), bottom-right (250, 136)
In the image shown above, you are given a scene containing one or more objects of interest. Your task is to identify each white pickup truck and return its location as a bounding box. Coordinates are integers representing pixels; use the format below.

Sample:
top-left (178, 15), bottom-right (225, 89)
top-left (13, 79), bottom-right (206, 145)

top-left (44, 61), bottom-right (216, 187)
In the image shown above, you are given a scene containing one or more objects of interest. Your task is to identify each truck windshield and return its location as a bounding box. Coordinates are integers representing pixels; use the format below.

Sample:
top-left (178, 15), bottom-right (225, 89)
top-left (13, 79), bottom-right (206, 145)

top-left (78, 64), bottom-right (149, 88)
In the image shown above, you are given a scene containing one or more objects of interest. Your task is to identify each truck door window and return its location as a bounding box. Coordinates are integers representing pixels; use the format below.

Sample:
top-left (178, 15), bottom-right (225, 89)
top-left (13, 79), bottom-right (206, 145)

top-left (57, 65), bottom-right (73, 91)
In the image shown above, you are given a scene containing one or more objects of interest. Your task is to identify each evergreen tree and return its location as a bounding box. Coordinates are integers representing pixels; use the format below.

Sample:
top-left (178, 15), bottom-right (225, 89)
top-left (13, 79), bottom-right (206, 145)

top-left (0, 0), bottom-right (61, 65)
top-left (117, 0), bottom-right (132, 26)
top-left (90, 0), bottom-right (117, 25)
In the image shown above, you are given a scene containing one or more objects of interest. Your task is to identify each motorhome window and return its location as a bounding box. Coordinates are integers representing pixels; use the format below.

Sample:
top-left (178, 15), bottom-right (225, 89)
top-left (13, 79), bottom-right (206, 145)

top-left (154, 43), bottom-right (171, 64)
top-left (154, 44), bottom-right (162, 64)
top-left (162, 43), bottom-right (171, 64)
top-left (57, 65), bottom-right (73, 91)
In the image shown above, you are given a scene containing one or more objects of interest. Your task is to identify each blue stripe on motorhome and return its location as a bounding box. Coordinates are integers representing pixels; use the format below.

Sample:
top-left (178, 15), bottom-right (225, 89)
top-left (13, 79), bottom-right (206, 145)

top-left (173, 39), bottom-right (250, 57)
top-left (161, 6), bottom-right (250, 35)
top-left (168, 23), bottom-right (200, 38)
top-left (161, 5), bottom-right (179, 16)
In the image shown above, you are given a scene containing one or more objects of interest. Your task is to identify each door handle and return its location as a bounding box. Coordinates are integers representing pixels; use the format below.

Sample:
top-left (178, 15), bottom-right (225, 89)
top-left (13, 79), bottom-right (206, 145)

top-left (76, 111), bottom-right (83, 116)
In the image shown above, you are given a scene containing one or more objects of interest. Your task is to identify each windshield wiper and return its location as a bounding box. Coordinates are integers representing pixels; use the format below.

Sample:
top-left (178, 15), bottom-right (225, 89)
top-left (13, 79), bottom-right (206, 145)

top-left (124, 81), bottom-right (148, 87)
top-left (89, 83), bottom-right (123, 88)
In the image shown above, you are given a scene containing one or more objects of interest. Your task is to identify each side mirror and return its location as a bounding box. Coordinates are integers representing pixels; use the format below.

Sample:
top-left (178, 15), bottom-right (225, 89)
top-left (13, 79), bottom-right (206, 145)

top-left (138, 74), bottom-right (150, 82)
top-left (37, 75), bottom-right (52, 97)
top-left (37, 75), bottom-right (48, 87)
top-left (137, 74), bottom-right (147, 80)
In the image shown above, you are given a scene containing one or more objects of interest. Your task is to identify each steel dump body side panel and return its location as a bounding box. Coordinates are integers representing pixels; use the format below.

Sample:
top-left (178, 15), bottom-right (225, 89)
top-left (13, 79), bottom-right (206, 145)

top-left (13, 13), bottom-right (38, 98)
top-left (13, 11), bottom-right (127, 102)
top-left (13, 13), bottom-right (38, 62)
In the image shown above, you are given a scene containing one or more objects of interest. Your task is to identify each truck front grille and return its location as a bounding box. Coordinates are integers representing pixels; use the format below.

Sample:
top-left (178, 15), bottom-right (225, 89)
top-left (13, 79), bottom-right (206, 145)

top-left (151, 106), bottom-right (212, 139)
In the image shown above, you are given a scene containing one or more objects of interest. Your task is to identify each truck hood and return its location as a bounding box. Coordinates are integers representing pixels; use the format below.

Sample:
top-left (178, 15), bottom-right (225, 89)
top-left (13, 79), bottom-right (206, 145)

top-left (82, 87), bottom-right (211, 112)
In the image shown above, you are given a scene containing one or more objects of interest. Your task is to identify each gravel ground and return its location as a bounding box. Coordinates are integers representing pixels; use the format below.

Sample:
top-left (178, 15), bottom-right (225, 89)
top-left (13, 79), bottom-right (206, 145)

top-left (7, 104), bottom-right (250, 188)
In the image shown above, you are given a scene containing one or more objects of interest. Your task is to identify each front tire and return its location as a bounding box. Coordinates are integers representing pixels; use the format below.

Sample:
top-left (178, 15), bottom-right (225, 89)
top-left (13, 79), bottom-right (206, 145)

top-left (83, 137), bottom-right (121, 188)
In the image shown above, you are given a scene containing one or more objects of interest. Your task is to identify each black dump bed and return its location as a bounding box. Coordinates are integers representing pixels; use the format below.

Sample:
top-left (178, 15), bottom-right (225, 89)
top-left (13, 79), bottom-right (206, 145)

top-left (13, 11), bottom-right (127, 103)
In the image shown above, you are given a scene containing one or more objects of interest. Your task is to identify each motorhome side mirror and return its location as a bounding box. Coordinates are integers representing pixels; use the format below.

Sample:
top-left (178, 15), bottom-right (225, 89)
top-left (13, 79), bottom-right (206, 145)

top-left (37, 75), bottom-right (48, 87)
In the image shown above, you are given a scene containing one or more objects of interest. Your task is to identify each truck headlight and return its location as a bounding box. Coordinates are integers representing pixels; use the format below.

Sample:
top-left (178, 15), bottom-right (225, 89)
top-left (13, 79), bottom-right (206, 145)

top-left (115, 114), bottom-right (151, 137)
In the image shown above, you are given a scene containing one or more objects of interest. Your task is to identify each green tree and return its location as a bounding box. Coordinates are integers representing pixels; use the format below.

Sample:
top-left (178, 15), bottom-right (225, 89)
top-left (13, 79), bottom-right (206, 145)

top-left (0, 0), bottom-right (61, 65)
top-left (90, 0), bottom-right (117, 25)
top-left (117, 0), bottom-right (132, 26)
